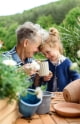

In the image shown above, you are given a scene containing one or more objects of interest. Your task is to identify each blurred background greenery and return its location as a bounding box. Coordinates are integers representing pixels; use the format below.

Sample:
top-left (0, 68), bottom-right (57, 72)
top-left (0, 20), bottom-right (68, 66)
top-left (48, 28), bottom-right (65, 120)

top-left (0, 0), bottom-right (80, 64)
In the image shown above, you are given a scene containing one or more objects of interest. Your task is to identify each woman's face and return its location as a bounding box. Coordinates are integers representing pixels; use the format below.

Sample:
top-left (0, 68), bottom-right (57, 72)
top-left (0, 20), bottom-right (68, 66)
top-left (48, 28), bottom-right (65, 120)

top-left (24, 35), bottom-right (42, 58)
top-left (41, 44), bottom-right (60, 62)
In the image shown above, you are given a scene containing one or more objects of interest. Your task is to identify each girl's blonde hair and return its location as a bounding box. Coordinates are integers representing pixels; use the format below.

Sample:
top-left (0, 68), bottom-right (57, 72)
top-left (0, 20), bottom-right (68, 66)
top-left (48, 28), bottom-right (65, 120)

top-left (39, 27), bottom-right (63, 54)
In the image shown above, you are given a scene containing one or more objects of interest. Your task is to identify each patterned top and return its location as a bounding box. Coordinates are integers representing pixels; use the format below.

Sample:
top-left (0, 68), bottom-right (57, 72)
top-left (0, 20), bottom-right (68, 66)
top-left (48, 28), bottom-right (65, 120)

top-left (2, 46), bottom-right (35, 86)
top-left (2, 46), bottom-right (33, 66)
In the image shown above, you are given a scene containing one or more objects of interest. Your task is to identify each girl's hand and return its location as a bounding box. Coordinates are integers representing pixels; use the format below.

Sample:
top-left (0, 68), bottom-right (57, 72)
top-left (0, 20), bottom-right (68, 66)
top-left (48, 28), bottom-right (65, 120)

top-left (43, 71), bottom-right (53, 81)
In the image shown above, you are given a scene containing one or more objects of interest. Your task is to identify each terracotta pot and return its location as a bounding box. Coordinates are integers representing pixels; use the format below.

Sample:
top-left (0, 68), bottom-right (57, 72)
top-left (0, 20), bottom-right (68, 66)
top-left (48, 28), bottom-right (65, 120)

top-left (63, 79), bottom-right (80, 103)
top-left (79, 90), bottom-right (80, 104)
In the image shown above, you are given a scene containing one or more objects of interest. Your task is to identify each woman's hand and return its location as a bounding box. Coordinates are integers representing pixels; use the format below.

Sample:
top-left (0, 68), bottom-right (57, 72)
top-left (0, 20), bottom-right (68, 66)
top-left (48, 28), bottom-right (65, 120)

top-left (43, 71), bottom-right (53, 81)
top-left (22, 63), bottom-right (38, 76)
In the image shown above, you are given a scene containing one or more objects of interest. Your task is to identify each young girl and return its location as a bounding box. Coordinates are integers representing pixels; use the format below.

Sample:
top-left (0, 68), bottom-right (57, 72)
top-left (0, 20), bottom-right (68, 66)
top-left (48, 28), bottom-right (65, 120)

top-left (37, 27), bottom-right (80, 92)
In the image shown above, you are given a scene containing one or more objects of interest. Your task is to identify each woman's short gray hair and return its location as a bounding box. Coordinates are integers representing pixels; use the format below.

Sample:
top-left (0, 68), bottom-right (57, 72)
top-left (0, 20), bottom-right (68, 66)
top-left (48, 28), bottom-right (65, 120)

top-left (16, 21), bottom-right (49, 44)
top-left (16, 22), bottom-right (39, 44)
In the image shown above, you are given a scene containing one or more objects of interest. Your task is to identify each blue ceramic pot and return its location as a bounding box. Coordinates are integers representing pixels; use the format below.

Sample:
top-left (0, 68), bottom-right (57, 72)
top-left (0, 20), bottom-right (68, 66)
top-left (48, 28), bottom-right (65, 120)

top-left (19, 89), bottom-right (42, 118)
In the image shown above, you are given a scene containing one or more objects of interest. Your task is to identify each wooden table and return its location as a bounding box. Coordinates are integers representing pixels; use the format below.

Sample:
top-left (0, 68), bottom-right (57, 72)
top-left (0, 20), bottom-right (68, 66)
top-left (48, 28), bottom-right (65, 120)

top-left (15, 92), bottom-right (80, 124)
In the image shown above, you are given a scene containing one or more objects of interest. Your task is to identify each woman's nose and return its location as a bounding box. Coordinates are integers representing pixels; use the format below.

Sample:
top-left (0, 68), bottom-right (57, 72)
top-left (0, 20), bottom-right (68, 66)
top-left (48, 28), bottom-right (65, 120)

top-left (34, 48), bottom-right (39, 53)
top-left (37, 48), bottom-right (39, 52)
top-left (45, 54), bottom-right (50, 58)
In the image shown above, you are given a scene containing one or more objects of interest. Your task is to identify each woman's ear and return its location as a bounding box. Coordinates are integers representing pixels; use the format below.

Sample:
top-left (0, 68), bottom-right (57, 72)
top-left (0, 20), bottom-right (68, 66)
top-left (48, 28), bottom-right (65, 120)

top-left (24, 39), bottom-right (28, 47)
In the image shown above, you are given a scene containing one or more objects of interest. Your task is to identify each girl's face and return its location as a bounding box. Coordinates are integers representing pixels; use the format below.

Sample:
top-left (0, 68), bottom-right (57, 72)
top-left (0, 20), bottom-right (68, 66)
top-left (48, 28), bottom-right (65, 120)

top-left (41, 44), bottom-right (60, 62)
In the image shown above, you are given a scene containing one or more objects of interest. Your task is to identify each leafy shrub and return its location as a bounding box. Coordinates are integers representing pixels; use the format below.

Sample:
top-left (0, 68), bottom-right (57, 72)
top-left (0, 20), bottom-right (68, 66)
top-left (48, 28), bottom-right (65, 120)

top-left (36, 15), bottom-right (54, 29)
top-left (59, 19), bottom-right (80, 61)
top-left (62, 7), bottom-right (80, 28)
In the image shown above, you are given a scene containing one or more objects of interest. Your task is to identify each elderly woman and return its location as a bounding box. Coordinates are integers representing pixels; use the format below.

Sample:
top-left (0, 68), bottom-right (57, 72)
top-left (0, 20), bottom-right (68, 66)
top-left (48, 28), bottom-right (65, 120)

top-left (3, 22), bottom-right (43, 75)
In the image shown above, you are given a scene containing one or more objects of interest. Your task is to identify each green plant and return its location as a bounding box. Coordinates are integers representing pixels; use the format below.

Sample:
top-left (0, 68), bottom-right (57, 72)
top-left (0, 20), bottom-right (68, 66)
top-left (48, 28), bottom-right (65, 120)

top-left (62, 7), bottom-right (80, 28)
top-left (70, 50), bottom-right (80, 73)
top-left (36, 15), bottom-right (54, 29)
top-left (59, 18), bottom-right (80, 61)
top-left (0, 55), bottom-right (31, 101)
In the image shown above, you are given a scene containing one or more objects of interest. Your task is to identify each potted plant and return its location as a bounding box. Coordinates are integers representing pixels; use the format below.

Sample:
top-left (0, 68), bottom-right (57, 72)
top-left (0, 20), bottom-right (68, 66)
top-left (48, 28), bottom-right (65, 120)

top-left (19, 87), bottom-right (42, 118)
top-left (0, 54), bottom-right (31, 124)
top-left (0, 55), bottom-right (30, 101)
